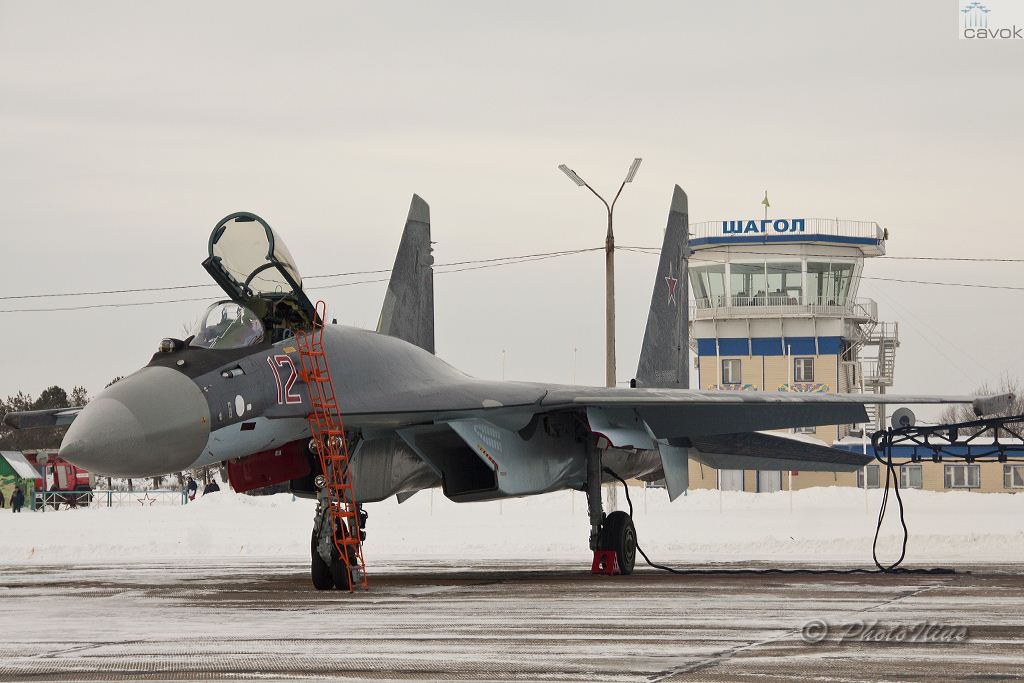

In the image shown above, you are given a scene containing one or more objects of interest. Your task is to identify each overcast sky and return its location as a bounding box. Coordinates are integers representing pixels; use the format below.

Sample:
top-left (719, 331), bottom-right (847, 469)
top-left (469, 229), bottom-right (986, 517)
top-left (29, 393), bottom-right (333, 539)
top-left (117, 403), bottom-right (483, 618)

top-left (1, 0), bottom-right (1022, 418)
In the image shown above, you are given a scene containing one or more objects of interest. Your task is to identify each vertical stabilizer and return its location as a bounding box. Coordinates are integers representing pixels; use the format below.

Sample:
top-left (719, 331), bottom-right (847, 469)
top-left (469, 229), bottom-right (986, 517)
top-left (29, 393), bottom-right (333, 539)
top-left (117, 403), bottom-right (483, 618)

top-left (635, 185), bottom-right (689, 389)
top-left (377, 195), bottom-right (435, 354)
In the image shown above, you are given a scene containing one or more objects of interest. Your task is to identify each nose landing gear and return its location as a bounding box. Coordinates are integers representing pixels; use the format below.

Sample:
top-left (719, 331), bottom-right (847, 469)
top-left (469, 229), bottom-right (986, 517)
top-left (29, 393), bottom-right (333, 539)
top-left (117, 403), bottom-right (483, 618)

top-left (311, 503), bottom-right (365, 590)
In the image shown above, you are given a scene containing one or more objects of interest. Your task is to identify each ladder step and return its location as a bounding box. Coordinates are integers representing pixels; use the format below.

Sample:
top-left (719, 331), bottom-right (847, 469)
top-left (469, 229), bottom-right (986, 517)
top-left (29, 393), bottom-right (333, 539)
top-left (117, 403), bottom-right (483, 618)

top-left (335, 537), bottom-right (363, 546)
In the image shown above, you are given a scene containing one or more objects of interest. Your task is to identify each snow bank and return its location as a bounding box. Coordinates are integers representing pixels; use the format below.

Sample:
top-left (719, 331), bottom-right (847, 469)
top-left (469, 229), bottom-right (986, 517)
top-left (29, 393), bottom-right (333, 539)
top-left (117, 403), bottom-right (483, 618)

top-left (2, 486), bottom-right (1024, 566)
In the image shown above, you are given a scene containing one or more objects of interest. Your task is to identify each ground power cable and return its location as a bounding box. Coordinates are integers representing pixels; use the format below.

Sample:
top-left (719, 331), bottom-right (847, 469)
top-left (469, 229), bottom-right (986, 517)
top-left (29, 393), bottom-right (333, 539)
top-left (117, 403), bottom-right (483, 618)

top-left (601, 466), bottom-right (953, 576)
top-left (871, 440), bottom-right (909, 572)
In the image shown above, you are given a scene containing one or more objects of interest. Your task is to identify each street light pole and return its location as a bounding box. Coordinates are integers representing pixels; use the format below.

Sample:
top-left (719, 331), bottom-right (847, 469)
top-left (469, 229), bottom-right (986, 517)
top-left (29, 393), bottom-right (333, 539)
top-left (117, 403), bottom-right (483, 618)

top-left (558, 158), bottom-right (642, 389)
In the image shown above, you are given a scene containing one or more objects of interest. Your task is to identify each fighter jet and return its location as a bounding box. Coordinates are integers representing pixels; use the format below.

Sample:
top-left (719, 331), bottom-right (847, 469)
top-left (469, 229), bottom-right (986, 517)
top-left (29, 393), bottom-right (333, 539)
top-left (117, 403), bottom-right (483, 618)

top-left (4, 186), bottom-right (1010, 590)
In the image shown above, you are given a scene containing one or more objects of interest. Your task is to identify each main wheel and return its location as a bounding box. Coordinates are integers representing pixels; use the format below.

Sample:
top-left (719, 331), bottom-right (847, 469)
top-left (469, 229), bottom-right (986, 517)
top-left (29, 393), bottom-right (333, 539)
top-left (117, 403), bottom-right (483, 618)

top-left (310, 533), bottom-right (333, 590)
top-left (600, 511), bottom-right (637, 575)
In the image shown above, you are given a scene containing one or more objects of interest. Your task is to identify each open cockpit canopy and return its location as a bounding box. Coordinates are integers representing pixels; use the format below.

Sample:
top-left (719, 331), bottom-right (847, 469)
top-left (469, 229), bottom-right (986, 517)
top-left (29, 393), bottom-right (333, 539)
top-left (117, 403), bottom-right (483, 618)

top-left (202, 212), bottom-right (318, 334)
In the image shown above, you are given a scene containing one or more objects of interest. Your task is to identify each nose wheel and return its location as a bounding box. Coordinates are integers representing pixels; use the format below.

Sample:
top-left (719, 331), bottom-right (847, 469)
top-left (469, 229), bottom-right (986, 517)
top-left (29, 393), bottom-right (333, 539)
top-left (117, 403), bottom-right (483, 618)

top-left (311, 527), bottom-right (355, 591)
top-left (310, 531), bottom-right (333, 590)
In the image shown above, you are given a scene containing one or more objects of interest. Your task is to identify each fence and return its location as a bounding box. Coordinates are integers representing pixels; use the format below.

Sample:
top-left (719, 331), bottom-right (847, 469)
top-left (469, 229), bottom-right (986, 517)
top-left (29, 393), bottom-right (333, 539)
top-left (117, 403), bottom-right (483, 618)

top-left (691, 296), bottom-right (877, 320)
top-left (33, 488), bottom-right (189, 511)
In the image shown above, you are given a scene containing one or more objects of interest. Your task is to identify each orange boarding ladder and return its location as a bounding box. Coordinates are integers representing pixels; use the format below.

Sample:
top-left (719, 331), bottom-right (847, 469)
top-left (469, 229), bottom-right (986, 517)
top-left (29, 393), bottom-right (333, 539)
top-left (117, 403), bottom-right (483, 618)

top-left (295, 300), bottom-right (368, 592)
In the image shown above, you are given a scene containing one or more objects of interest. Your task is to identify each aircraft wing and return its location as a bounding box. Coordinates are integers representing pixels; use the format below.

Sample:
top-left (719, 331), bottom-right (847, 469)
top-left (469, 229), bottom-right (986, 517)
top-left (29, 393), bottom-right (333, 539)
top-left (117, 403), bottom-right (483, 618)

top-left (537, 386), bottom-right (1013, 439)
top-left (2, 407), bottom-right (83, 430)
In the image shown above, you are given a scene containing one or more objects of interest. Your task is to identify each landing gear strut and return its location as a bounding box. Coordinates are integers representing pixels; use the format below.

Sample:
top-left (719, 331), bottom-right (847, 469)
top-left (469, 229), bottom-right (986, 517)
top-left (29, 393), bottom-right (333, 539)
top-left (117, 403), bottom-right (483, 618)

top-left (585, 443), bottom-right (636, 575)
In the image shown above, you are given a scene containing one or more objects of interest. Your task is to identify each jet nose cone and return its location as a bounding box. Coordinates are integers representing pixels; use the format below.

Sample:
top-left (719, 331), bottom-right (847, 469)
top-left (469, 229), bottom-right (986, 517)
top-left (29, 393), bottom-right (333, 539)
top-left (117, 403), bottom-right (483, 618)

top-left (60, 366), bottom-right (210, 477)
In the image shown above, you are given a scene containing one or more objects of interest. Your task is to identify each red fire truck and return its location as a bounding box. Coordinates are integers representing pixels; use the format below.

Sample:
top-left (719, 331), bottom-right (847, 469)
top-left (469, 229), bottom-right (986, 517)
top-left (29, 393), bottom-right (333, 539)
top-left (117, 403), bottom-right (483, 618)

top-left (23, 450), bottom-right (94, 509)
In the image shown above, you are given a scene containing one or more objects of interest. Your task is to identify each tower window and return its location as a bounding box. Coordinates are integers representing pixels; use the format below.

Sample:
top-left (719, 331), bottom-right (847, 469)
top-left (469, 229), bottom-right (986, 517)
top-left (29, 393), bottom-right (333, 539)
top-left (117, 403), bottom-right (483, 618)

top-left (721, 358), bottom-right (742, 385)
top-left (794, 357), bottom-right (815, 382)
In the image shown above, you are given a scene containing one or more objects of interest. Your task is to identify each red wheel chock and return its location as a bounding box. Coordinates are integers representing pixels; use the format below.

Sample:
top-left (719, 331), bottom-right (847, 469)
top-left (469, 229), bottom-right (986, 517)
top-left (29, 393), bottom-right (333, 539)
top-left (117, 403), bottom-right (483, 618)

top-left (591, 550), bottom-right (620, 575)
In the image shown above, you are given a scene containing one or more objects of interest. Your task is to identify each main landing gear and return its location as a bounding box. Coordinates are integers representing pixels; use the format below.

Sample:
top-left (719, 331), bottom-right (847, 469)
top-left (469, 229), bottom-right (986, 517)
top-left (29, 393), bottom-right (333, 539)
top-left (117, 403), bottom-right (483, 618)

top-left (585, 444), bottom-right (637, 575)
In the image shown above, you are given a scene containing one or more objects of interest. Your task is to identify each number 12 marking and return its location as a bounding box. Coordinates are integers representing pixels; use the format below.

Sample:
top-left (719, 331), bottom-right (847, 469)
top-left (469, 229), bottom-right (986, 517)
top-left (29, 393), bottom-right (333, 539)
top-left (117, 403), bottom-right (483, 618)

top-left (267, 355), bottom-right (302, 405)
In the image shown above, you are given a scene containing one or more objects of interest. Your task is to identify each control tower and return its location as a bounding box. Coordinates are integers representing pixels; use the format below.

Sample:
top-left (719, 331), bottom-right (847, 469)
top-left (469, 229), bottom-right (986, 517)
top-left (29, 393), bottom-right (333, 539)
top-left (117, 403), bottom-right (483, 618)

top-left (687, 217), bottom-right (899, 491)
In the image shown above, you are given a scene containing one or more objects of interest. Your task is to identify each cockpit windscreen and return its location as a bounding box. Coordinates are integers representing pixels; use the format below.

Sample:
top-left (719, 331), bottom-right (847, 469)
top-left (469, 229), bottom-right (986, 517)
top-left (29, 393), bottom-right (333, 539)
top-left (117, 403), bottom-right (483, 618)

top-left (191, 302), bottom-right (266, 350)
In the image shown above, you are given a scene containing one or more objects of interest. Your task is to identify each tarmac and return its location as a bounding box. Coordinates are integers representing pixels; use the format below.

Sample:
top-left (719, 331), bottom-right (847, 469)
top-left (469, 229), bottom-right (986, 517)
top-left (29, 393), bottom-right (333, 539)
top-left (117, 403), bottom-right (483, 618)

top-left (3, 559), bottom-right (1024, 681)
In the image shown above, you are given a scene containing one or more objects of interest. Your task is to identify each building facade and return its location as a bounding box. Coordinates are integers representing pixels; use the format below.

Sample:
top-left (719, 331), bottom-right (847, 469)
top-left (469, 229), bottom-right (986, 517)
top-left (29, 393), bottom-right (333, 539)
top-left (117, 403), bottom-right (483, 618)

top-left (675, 216), bottom-right (1020, 494)
top-left (684, 217), bottom-right (898, 492)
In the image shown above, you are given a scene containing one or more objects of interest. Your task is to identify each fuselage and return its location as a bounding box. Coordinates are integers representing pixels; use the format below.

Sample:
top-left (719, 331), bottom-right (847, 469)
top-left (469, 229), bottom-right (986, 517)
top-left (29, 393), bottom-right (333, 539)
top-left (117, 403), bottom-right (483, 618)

top-left (59, 325), bottom-right (550, 479)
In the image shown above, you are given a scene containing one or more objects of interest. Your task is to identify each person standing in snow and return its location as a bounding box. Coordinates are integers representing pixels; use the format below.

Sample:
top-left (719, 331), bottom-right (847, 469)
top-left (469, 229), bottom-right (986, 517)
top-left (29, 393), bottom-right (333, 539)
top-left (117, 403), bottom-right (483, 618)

top-left (0, 488), bottom-right (5, 508)
top-left (11, 486), bottom-right (24, 513)
top-left (186, 476), bottom-right (198, 501)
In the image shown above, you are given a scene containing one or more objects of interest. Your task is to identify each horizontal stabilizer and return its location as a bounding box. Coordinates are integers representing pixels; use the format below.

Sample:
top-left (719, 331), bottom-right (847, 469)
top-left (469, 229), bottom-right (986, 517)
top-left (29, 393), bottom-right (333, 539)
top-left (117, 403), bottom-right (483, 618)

top-left (689, 431), bottom-right (872, 472)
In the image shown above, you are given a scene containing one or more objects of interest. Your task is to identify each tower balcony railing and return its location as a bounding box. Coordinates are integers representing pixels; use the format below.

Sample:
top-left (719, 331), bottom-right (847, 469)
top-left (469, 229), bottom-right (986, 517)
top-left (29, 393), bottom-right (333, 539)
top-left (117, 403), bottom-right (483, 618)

top-left (691, 295), bottom-right (878, 321)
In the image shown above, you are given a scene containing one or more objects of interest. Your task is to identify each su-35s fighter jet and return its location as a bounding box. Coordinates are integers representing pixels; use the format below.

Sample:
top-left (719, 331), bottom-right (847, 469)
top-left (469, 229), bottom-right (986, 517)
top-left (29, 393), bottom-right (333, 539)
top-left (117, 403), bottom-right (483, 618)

top-left (5, 186), bottom-right (1011, 590)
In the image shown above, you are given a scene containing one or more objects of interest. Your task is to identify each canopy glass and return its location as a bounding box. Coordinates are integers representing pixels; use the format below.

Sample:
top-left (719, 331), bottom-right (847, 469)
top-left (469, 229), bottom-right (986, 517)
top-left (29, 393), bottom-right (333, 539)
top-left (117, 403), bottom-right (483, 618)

top-left (202, 212), bottom-right (317, 330)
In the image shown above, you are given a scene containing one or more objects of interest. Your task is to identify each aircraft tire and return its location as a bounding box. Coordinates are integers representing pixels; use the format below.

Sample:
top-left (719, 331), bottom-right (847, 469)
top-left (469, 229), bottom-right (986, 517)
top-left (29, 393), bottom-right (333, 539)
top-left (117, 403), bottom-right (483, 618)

top-left (310, 533), bottom-right (334, 590)
top-left (330, 550), bottom-right (352, 591)
top-left (600, 511), bottom-right (637, 575)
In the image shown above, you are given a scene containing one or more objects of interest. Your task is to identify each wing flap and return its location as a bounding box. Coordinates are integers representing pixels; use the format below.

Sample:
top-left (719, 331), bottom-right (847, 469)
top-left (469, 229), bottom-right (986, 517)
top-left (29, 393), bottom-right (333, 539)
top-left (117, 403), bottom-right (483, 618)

top-left (637, 402), bottom-right (867, 438)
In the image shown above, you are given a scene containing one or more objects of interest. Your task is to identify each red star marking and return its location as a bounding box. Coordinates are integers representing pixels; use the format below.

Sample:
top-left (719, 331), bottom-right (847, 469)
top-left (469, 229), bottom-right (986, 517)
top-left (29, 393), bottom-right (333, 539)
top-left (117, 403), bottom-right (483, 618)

top-left (665, 263), bottom-right (679, 306)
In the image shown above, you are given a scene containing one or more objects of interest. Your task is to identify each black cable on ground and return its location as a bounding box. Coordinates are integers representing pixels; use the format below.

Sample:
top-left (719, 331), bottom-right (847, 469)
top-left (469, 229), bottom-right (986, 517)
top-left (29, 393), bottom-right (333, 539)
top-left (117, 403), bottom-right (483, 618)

top-left (600, 466), bottom-right (953, 576)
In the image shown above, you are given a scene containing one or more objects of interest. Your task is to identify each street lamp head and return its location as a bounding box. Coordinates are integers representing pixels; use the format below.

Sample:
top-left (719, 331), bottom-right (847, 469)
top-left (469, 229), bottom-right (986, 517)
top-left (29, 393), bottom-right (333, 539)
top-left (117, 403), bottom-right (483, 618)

top-left (624, 158), bottom-right (642, 184)
top-left (558, 164), bottom-right (587, 187)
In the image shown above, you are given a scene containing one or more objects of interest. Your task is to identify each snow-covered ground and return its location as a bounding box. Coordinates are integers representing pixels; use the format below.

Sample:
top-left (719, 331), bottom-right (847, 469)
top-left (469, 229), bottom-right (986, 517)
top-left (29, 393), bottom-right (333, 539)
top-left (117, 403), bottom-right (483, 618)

top-left (3, 485), bottom-right (1024, 566)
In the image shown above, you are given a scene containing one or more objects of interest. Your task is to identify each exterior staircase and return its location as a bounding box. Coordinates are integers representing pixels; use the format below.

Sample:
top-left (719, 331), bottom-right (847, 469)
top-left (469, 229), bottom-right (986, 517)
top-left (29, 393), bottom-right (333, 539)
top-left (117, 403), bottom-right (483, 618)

top-left (860, 322), bottom-right (900, 432)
